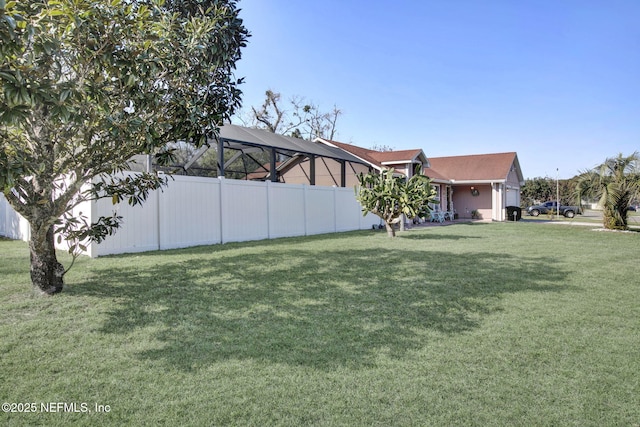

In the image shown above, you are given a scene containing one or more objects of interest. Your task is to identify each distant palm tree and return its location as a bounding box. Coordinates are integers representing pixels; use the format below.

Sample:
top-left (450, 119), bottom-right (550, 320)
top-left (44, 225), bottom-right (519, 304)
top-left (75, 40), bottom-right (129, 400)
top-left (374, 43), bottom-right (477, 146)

top-left (577, 152), bottom-right (640, 230)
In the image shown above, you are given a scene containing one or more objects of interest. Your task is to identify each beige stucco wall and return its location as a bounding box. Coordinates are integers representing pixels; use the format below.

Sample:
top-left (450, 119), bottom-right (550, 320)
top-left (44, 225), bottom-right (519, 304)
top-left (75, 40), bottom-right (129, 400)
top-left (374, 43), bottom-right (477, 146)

top-left (452, 184), bottom-right (492, 219)
top-left (280, 159), bottom-right (370, 188)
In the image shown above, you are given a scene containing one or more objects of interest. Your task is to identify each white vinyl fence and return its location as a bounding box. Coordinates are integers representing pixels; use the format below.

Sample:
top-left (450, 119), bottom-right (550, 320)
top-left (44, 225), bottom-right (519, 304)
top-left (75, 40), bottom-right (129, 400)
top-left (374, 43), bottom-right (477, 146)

top-left (1, 175), bottom-right (379, 257)
top-left (0, 193), bottom-right (30, 241)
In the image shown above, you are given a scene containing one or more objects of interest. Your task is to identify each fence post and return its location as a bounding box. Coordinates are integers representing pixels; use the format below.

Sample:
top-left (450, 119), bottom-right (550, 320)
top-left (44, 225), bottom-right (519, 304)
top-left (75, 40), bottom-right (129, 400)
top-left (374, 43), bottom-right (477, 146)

top-left (218, 176), bottom-right (225, 244)
top-left (266, 180), bottom-right (271, 239)
top-left (333, 187), bottom-right (338, 232)
top-left (303, 184), bottom-right (308, 236)
top-left (156, 173), bottom-right (162, 251)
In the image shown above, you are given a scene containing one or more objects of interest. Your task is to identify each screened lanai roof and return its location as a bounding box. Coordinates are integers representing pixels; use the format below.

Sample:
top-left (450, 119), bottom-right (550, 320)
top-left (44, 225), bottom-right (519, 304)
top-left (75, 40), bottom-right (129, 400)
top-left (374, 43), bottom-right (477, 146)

top-left (217, 124), bottom-right (366, 165)
top-left (151, 124), bottom-right (372, 186)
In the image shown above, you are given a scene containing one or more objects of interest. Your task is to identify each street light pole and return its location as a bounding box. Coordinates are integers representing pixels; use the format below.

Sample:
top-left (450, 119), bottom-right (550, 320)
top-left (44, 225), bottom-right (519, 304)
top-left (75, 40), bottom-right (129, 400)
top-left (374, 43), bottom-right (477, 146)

top-left (556, 168), bottom-right (560, 220)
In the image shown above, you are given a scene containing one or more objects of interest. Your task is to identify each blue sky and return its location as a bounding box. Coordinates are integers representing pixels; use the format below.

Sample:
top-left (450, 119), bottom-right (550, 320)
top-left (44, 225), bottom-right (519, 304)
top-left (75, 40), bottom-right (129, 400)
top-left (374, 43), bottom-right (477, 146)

top-left (231, 0), bottom-right (640, 179)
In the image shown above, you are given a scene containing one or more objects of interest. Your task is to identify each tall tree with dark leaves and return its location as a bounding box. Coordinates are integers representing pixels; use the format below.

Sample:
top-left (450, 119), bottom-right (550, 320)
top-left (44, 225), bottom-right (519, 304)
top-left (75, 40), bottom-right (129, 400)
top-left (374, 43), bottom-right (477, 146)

top-left (0, 0), bottom-right (248, 294)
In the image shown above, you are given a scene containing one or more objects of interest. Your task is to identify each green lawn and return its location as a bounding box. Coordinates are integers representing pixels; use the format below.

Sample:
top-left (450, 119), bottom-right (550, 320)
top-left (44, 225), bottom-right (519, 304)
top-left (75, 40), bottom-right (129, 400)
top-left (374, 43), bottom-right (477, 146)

top-left (1, 223), bottom-right (639, 426)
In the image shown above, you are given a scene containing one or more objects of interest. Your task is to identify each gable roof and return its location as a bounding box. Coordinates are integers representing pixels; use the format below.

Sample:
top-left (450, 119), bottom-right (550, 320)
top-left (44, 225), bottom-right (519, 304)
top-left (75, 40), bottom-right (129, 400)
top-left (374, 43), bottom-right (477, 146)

top-left (315, 139), bottom-right (428, 172)
top-left (425, 152), bottom-right (523, 183)
top-left (318, 139), bottom-right (383, 168)
top-left (369, 149), bottom-right (426, 165)
top-left (315, 138), bottom-right (524, 184)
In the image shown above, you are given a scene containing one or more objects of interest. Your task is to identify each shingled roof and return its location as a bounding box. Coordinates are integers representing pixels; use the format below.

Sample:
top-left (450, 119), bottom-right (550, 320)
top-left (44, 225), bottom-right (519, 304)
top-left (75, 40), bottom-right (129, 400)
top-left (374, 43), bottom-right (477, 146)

top-left (425, 152), bottom-right (523, 183)
top-left (316, 138), bottom-right (522, 184)
top-left (370, 149), bottom-right (426, 165)
top-left (317, 139), bottom-right (428, 171)
top-left (321, 140), bottom-right (383, 168)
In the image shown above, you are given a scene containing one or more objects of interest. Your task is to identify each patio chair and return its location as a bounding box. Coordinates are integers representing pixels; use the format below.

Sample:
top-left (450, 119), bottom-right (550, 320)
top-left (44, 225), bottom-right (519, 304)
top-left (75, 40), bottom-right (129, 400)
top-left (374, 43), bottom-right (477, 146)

top-left (430, 209), bottom-right (445, 223)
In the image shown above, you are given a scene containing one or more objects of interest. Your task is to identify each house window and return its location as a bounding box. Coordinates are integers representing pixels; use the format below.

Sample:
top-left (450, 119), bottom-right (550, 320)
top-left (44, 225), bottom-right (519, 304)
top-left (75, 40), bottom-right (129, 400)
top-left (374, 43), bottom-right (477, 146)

top-left (429, 184), bottom-right (441, 210)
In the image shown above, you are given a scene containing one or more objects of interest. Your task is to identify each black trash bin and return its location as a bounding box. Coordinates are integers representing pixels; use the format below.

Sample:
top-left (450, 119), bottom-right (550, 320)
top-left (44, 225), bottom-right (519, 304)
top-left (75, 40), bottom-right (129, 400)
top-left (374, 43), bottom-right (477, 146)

top-left (506, 206), bottom-right (522, 221)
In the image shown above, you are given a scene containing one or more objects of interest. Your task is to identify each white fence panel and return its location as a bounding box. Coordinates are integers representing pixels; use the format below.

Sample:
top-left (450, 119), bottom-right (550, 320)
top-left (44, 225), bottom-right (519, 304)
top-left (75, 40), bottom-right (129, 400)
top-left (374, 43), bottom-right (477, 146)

top-left (93, 192), bottom-right (160, 257)
top-left (159, 175), bottom-right (221, 250)
top-left (2, 175), bottom-right (382, 257)
top-left (305, 186), bottom-right (337, 235)
top-left (220, 179), bottom-right (269, 243)
top-left (0, 194), bottom-right (30, 240)
top-left (52, 198), bottom-right (94, 255)
top-left (335, 188), bottom-right (362, 232)
top-left (268, 183), bottom-right (306, 239)
top-left (361, 212), bottom-right (380, 229)
top-left (0, 194), bottom-right (6, 236)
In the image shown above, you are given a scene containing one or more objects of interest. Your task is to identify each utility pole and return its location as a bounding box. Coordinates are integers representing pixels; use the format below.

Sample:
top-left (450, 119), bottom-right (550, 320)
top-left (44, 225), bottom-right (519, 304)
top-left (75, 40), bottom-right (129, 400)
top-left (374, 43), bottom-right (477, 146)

top-left (556, 168), bottom-right (560, 220)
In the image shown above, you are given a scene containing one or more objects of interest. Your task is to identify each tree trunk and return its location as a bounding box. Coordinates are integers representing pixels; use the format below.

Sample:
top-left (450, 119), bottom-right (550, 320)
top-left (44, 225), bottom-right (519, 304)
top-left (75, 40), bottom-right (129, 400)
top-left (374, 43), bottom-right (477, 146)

top-left (385, 221), bottom-right (396, 238)
top-left (603, 206), bottom-right (627, 230)
top-left (29, 224), bottom-right (65, 295)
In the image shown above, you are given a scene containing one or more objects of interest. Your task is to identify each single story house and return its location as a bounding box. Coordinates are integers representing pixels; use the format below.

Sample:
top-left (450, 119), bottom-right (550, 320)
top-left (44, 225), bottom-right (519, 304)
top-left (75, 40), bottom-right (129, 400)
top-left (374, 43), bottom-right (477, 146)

top-left (424, 152), bottom-right (524, 221)
top-left (310, 140), bottom-right (524, 221)
top-left (148, 124), bottom-right (525, 221)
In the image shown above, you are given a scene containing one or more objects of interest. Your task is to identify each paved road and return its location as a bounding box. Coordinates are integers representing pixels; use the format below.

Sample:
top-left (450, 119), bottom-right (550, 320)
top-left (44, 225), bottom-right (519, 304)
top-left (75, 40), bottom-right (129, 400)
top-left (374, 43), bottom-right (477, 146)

top-left (522, 209), bottom-right (640, 227)
top-left (581, 209), bottom-right (603, 220)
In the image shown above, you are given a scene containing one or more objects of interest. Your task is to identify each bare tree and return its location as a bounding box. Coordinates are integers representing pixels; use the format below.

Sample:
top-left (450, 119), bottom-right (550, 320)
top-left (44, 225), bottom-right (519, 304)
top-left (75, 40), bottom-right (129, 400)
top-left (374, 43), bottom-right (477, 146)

top-left (325, 105), bottom-right (342, 141)
top-left (242, 90), bottom-right (341, 140)
top-left (303, 103), bottom-right (342, 141)
top-left (249, 90), bottom-right (294, 134)
top-left (369, 144), bottom-right (395, 152)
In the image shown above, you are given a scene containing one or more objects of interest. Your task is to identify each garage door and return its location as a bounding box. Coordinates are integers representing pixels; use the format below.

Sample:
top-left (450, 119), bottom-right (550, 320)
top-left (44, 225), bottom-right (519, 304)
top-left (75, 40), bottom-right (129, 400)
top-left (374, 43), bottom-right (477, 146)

top-left (506, 188), bottom-right (519, 207)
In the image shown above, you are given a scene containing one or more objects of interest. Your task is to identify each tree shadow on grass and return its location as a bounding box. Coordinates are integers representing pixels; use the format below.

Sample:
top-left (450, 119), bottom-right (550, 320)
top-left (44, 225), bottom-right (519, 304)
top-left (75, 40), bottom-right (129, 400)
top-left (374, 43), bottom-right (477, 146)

top-left (95, 230), bottom-right (377, 261)
top-left (70, 247), bottom-right (571, 371)
top-left (399, 233), bottom-right (483, 241)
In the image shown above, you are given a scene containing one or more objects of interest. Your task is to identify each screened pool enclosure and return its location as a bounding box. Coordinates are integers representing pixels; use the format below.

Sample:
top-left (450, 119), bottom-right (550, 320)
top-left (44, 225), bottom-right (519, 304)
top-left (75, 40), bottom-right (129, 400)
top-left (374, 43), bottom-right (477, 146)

top-left (133, 124), bottom-right (371, 187)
